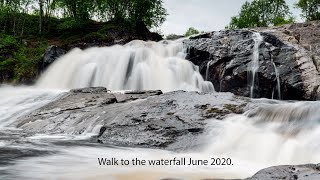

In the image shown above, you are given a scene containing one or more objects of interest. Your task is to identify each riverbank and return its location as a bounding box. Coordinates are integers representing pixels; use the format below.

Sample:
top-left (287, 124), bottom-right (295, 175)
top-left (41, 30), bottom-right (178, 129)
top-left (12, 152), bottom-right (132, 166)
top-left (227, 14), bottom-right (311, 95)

top-left (0, 86), bottom-right (319, 179)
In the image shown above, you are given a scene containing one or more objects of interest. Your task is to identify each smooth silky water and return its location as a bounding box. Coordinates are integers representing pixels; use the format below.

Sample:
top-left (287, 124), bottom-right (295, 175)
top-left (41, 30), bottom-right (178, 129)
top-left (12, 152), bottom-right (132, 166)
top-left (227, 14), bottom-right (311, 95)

top-left (0, 39), bottom-right (319, 180)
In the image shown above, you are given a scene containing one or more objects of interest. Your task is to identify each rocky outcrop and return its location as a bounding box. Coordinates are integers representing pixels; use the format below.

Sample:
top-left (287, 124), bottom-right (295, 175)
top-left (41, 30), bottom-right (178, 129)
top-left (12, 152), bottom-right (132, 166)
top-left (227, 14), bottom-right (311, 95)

top-left (15, 87), bottom-right (249, 150)
top-left (247, 164), bottom-right (320, 180)
top-left (185, 22), bottom-right (320, 100)
top-left (39, 45), bottom-right (66, 72)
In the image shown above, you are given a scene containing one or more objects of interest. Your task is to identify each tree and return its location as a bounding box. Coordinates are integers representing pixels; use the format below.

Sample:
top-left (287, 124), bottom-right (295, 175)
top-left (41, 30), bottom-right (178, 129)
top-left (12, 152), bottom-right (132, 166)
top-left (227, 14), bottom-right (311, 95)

top-left (39, 0), bottom-right (44, 34)
top-left (127, 0), bottom-right (167, 28)
top-left (185, 27), bottom-right (199, 37)
top-left (228, 0), bottom-right (294, 29)
top-left (96, 0), bottom-right (168, 28)
top-left (296, 0), bottom-right (320, 21)
top-left (55, 0), bottom-right (93, 20)
top-left (0, 0), bottom-right (168, 33)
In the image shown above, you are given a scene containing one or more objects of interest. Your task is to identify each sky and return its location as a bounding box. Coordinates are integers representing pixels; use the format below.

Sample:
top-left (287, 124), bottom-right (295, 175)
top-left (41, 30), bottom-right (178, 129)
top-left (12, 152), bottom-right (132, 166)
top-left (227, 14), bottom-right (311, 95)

top-left (161, 0), bottom-right (302, 35)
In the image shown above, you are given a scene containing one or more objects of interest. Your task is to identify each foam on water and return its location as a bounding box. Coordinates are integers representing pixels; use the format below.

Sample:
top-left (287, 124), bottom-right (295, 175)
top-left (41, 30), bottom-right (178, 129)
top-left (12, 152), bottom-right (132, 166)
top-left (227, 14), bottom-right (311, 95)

top-left (36, 40), bottom-right (214, 93)
top-left (0, 86), bottom-right (66, 128)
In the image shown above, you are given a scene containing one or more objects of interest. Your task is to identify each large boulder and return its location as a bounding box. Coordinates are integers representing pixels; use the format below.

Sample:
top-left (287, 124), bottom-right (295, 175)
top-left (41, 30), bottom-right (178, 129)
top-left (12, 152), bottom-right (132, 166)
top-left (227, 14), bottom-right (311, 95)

top-left (185, 22), bottom-right (320, 100)
top-left (40, 45), bottom-right (66, 72)
top-left (14, 87), bottom-right (249, 150)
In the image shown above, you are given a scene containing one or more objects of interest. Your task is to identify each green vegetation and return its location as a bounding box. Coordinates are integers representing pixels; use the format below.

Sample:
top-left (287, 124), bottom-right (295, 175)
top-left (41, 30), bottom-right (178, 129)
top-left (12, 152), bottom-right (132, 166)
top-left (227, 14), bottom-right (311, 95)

top-left (0, 33), bottom-right (47, 83)
top-left (0, 0), bottom-right (167, 83)
top-left (228, 0), bottom-right (320, 29)
top-left (227, 0), bottom-right (294, 29)
top-left (223, 104), bottom-right (244, 114)
top-left (296, 0), bottom-right (320, 21)
top-left (185, 27), bottom-right (200, 37)
top-left (0, 0), bottom-right (167, 36)
top-left (206, 108), bottom-right (226, 114)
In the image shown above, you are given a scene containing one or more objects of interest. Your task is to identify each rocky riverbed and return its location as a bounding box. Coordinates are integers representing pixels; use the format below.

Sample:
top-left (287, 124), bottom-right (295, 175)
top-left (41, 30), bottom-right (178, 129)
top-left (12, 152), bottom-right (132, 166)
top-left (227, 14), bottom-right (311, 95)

top-left (0, 87), bottom-right (316, 180)
top-left (2, 21), bottom-right (320, 180)
top-left (13, 87), bottom-right (249, 150)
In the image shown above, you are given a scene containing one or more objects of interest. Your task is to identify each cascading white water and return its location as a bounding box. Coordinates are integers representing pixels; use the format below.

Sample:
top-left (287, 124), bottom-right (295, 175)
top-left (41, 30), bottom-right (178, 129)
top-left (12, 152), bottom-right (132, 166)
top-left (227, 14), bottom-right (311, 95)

top-left (2, 99), bottom-right (320, 180)
top-left (204, 101), bottom-right (320, 169)
top-left (249, 33), bottom-right (263, 98)
top-left (272, 62), bottom-right (281, 99)
top-left (1, 37), bottom-right (320, 180)
top-left (36, 40), bottom-right (214, 93)
top-left (205, 60), bottom-right (213, 81)
top-left (0, 86), bottom-right (65, 128)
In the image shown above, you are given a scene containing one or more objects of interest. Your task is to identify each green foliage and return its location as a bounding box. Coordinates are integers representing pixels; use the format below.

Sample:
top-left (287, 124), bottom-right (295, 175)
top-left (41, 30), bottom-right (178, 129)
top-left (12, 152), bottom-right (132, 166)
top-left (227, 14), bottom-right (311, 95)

top-left (0, 0), bottom-right (168, 83)
top-left (55, 0), bottom-right (93, 20)
top-left (57, 18), bottom-right (84, 30)
top-left (273, 16), bottom-right (294, 26)
top-left (296, 0), bottom-right (320, 21)
top-left (0, 34), bottom-right (17, 49)
top-left (185, 27), bottom-right (200, 37)
top-left (0, 0), bottom-right (167, 34)
top-left (95, 0), bottom-right (167, 28)
top-left (228, 0), bottom-right (294, 29)
top-left (0, 34), bottom-right (47, 82)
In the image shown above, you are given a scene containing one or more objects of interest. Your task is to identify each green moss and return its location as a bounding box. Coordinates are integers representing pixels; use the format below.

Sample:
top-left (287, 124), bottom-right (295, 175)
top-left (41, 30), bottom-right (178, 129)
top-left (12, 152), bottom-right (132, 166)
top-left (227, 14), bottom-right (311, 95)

top-left (206, 108), bottom-right (225, 114)
top-left (223, 104), bottom-right (245, 114)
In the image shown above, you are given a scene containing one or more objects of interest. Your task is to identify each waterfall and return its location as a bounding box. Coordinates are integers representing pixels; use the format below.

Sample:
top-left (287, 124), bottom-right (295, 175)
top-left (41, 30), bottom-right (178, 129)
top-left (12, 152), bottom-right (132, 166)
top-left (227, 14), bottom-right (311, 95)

top-left (219, 80), bottom-right (223, 92)
top-left (272, 62), bottom-right (281, 100)
top-left (205, 101), bottom-right (320, 167)
top-left (37, 40), bottom-right (214, 93)
top-left (249, 33), bottom-right (263, 98)
top-left (205, 60), bottom-right (213, 81)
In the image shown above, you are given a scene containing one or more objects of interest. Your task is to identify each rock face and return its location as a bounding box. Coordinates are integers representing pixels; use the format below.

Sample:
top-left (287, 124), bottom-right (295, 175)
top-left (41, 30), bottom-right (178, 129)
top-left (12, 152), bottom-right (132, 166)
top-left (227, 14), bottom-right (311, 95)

top-left (15, 87), bottom-right (249, 150)
top-left (247, 164), bottom-right (320, 180)
top-left (40, 45), bottom-right (66, 72)
top-left (185, 22), bottom-right (320, 100)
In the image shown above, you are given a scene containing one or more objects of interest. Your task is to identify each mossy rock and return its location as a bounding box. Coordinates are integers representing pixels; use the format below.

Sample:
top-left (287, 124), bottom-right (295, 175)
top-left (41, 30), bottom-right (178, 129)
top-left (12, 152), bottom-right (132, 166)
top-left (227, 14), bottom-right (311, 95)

top-left (223, 104), bottom-right (244, 114)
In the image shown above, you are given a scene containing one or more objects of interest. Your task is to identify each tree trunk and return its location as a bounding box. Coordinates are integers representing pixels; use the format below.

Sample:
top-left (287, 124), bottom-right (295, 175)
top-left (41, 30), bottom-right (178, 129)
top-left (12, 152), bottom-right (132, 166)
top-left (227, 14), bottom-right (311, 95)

top-left (39, 0), bottom-right (44, 34)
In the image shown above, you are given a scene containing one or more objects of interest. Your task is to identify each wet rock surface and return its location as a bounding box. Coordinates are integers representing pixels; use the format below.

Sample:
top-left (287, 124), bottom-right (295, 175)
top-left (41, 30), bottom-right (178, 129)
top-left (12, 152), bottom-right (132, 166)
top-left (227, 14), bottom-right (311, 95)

top-left (15, 87), bottom-right (249, 150)
top-left (40, 45), bottom-right (66, 72)
top-left (185, 22), bottom-right (320, 100)
top-left (3, 87), bottom-right (320, 179)
top-left (247, 164), bottom-right (320, 180)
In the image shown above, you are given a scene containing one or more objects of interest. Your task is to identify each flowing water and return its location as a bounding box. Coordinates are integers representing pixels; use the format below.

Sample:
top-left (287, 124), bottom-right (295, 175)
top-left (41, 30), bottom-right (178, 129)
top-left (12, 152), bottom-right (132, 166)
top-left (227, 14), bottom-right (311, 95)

top-left (272, 63), bottom-right (281, 100)
top-left (205, 60), bottom-right (213, 81)
top-left (249, 33), bottom-right (263, 98)
top-left (271, 53), bottom-right (281, 100)
top-left (37, 40), bottom-right (213, 93)
top-left (0, 39), bottom-right (320, 180)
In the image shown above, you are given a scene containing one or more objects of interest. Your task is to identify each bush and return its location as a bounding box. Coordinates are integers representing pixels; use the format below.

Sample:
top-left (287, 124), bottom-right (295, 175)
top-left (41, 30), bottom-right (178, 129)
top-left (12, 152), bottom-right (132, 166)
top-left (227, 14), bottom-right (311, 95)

top-left (0, 34), bottom-right (47, 82)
